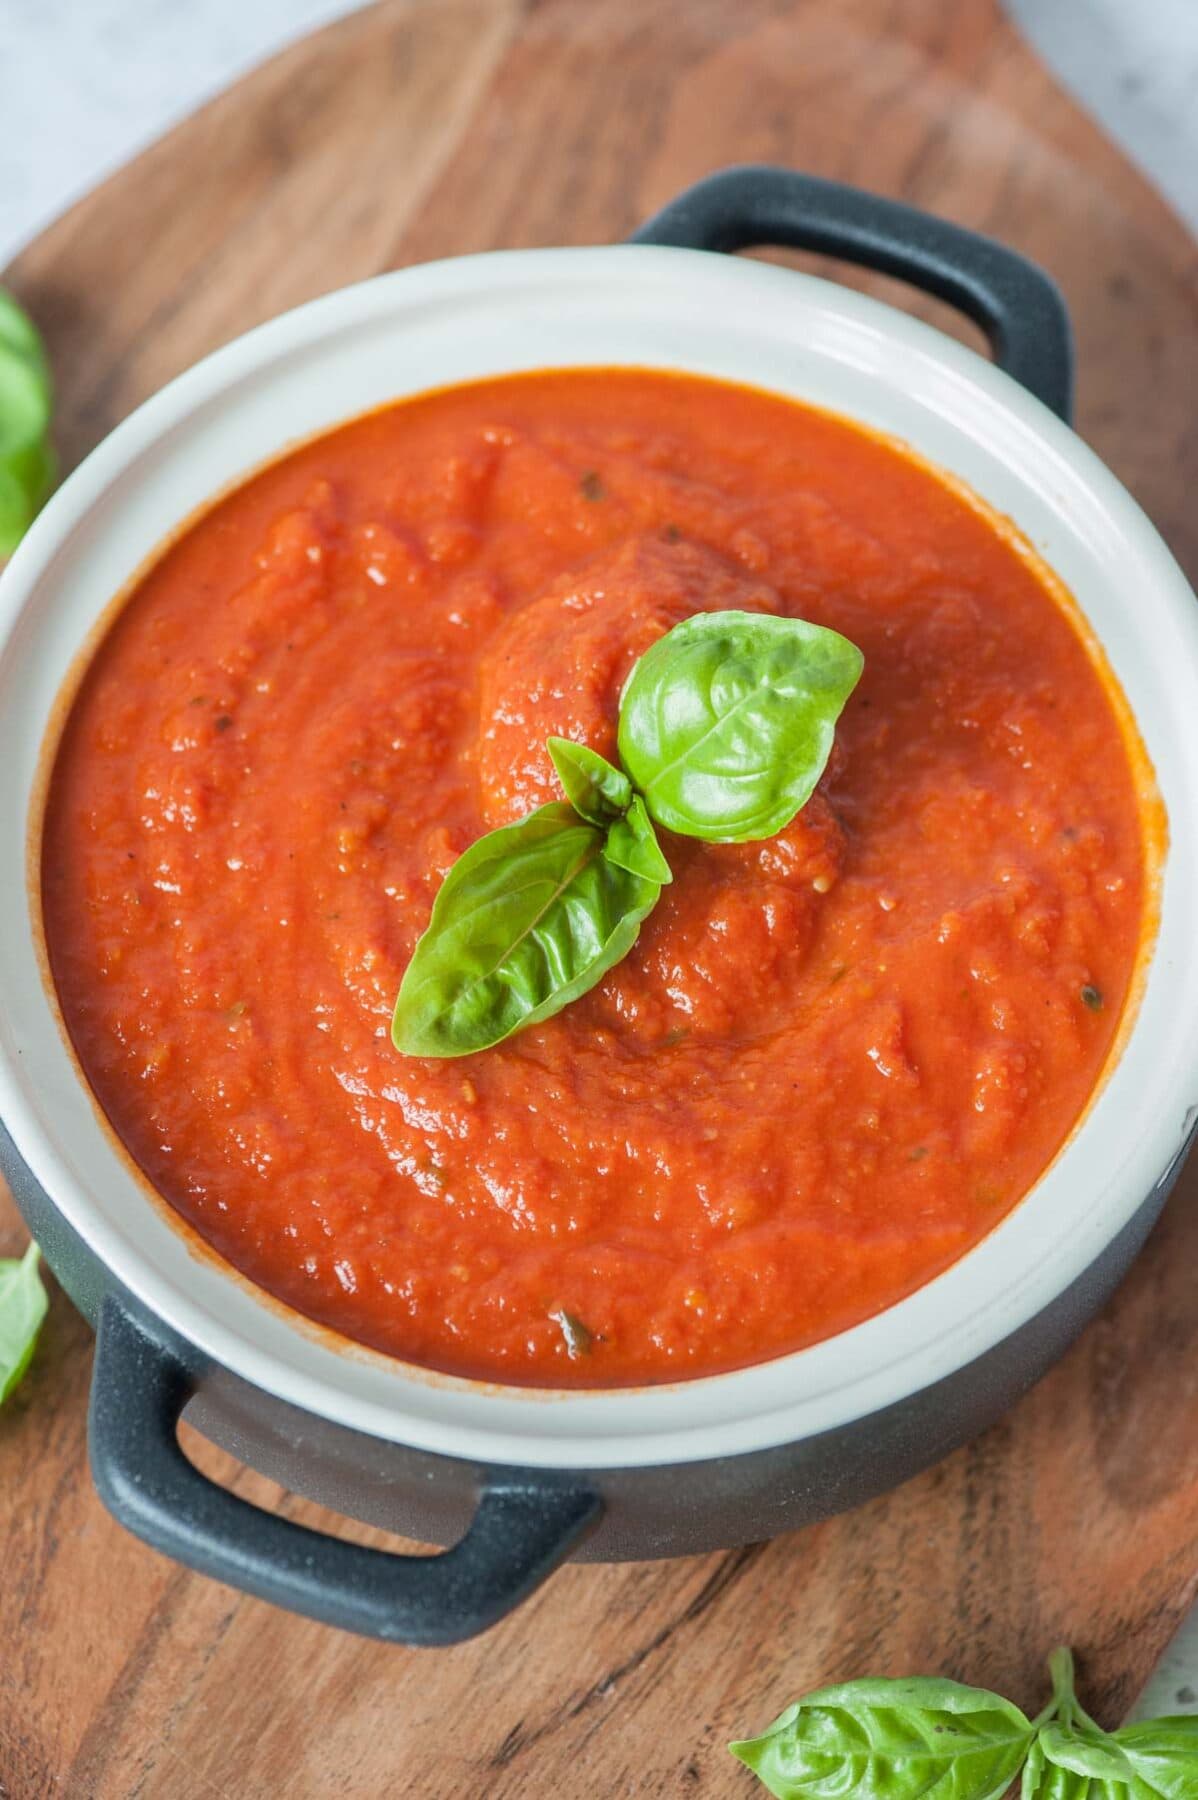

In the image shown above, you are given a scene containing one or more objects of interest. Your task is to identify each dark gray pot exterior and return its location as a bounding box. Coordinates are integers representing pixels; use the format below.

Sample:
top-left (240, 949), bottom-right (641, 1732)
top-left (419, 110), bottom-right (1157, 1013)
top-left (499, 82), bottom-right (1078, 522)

top-left (4, 1113), bottom-right (1192, 1568)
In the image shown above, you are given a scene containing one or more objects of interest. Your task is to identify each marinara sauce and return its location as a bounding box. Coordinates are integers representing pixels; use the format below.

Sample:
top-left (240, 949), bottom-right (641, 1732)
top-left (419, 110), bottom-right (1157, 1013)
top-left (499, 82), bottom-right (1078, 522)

top-left (42, 371), bottom-right (1152, 1385)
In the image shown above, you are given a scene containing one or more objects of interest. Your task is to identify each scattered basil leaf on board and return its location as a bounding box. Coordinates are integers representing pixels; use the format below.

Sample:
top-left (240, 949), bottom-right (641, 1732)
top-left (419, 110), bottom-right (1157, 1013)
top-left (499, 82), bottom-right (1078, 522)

top-left (1021, 1735), bottom-right (1081, 1800)
top-left (1022, 1645), bottom-right (1198, 1800)
top-left (1030, 1723), bottom-right (1159, 1798)
top-left (1028, 1718), bottom-right (1198, 1798)
top-left (1110, 1718), bottom-right (1198, 1798)
top-left (391, 802), bottom-right (661, 1057)
top-left (603, 794), bottom-right (672, 885)
top-left (0, 1241), bottom-right (49, 1404)
top-left (729, 1677), bottom-right (1034, 1800)
top-left (732, 1650), bottom-right (1198, 1800)
top-left (546, 736), bottom-right (633, 825)
top-left (0, 291), bottom-right (56, 558)
top-left (618, 610), bottom-right (863, 842)
top-left (1110, 1719), bottom-right (1198, 1799)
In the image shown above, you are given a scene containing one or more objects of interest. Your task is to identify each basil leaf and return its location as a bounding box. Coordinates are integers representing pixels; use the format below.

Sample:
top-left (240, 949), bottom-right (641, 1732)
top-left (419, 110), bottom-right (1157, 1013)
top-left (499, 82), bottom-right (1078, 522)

top-left (1113, 1719), bottom-right (1198, 1798)
top-left (1020, 1735), bottom-right (1094, 1799)
top-left (1030, 1719), bottom-right (1198, 1799)
top-left (0, 1241), bottom-right (49, 1404)
top-left (0, 290), bottom-right (55, 558)
top-left (546, 736), bottom-right (632, 825)
top-left (604, 794), bottom-right (672, 885)
top-left (729, 1676), bottom-right (1034, 1800)
top-left (618, 610), bottom-right (863, 842)
top-left (392, 802), bottom-right (662, 1056)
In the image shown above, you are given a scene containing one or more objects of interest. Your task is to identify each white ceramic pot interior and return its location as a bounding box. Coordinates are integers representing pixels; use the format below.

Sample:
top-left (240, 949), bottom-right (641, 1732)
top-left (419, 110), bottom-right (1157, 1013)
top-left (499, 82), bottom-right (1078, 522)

top-left (2, 247), bottom-right (1197, 1471)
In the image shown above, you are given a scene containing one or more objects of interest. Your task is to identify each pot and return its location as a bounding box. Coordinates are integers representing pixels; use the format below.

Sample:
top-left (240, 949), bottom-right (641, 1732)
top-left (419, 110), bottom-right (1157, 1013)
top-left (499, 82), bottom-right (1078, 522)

top-left (2, 167), bottom-right (1196, 1645)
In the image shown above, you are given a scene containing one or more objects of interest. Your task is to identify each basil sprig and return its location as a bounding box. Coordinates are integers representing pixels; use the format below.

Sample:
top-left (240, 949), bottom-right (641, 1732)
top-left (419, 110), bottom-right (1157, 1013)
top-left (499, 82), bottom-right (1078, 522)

top-left (730, 1648), bottom-right (1198, 1800)
top-left (0, 1240), bottom-right (48, 1405)
top-left (392, 610), bottom-right (861, 1057)
top-left (0, 291), bottom-right (56, 558)
top-left (1020, 1650), bottom-right (1198, 1800)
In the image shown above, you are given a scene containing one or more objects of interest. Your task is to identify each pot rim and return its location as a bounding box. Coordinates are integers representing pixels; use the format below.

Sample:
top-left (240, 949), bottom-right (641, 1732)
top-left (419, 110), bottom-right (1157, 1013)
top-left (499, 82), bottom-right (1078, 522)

top-left (2, 243), bottom-right (1197, 1471)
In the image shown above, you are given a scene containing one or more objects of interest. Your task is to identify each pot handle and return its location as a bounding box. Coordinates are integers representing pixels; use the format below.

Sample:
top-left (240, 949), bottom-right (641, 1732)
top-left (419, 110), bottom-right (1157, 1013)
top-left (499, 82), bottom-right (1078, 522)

top-left (632, 165), bottom-right (1073, 422)
top-left (88, 1296), bottom-right (600, 1644)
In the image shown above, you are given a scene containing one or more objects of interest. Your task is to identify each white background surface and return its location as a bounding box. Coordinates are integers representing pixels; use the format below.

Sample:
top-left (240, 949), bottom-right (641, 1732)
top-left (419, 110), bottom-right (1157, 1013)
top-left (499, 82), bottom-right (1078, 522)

top-left (0, 0), bottom-right (1195, 1720)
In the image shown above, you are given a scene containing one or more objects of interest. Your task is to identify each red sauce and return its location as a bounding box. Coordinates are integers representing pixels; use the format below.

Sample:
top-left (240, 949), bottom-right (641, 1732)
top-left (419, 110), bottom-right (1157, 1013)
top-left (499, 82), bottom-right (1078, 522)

top-left (41, 370), bottom-right (1151, 1386)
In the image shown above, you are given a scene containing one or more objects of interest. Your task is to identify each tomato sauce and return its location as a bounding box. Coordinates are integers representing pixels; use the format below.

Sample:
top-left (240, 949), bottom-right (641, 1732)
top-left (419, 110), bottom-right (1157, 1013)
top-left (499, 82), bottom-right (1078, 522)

top-left (41, 370), bottom-right (1151, 1386)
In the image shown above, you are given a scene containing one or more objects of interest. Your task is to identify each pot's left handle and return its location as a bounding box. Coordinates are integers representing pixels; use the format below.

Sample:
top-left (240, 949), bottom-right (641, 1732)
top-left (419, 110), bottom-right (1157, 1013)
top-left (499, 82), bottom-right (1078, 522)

top-left (88, 1297), bottom-right (600, 1644)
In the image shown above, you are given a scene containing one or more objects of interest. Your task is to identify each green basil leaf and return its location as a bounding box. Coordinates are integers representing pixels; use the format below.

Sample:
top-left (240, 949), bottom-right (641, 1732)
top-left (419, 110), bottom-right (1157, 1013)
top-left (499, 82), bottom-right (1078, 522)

top-left (1021, 1734), bottom-right (1097, 1799)
top-left (1031, 1718), bottom-right (1198, 1800)
top-left (0, 1241), bottom-right (49, 1404)
top-left (0, 290), bottom-right (56, 558)
top-left (603, 794), bottom-right (672, 885)
top-left (618, 610), bottom-right (863, 842)
top-left (729, 1676), bottom-right (1034, 1800)
top-left (1021, 1736), bottom-right (1048, 1800)
top-left (392, 802), bottom-right (662, 1056)
top-left (546, 736), bottom-right (633, 825)
top-left (1113, 1718), bottom-right (1198, 1799)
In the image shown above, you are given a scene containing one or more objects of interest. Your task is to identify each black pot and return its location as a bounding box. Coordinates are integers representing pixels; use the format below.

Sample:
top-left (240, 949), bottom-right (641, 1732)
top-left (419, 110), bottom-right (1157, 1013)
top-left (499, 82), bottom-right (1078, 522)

top-left (2, 167), bottom-right (1194, 1644)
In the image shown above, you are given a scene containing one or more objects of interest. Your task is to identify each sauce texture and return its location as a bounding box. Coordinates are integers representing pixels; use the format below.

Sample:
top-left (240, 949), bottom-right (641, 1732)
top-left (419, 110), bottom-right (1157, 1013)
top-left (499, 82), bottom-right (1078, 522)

top-left (42, 370), bottom-right (1149, 1385)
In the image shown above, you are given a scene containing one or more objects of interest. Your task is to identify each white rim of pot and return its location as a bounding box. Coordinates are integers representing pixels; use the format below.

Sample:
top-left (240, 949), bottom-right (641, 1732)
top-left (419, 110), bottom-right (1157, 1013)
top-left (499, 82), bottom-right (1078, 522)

top-left (2, 246), bottom-right (1197, 1470)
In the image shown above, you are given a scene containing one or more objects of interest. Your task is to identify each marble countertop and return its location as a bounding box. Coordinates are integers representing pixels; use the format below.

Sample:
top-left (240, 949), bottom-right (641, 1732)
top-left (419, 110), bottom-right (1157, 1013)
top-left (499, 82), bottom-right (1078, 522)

top-left (1, 0), bottom-right (1194, 1720)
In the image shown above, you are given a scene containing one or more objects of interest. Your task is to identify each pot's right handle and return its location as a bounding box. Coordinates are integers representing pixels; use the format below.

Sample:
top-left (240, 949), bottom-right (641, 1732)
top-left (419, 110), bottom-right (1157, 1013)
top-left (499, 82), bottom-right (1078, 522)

top-left (88, 1297), bottom-right (600, 1645)
top-left (632, 165), bottom-right (1073, 423)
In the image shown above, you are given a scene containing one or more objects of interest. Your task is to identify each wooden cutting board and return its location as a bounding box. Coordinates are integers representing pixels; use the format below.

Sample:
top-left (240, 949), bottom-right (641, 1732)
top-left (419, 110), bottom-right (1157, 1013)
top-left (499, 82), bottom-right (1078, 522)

top-left (2, 2), bottom-right (1196, 1794)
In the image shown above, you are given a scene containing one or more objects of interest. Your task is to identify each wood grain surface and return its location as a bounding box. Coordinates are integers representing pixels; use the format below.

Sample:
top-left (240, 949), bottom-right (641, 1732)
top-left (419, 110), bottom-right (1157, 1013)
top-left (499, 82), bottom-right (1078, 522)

top-left (2, 1), bottom-right (1197, 1794)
